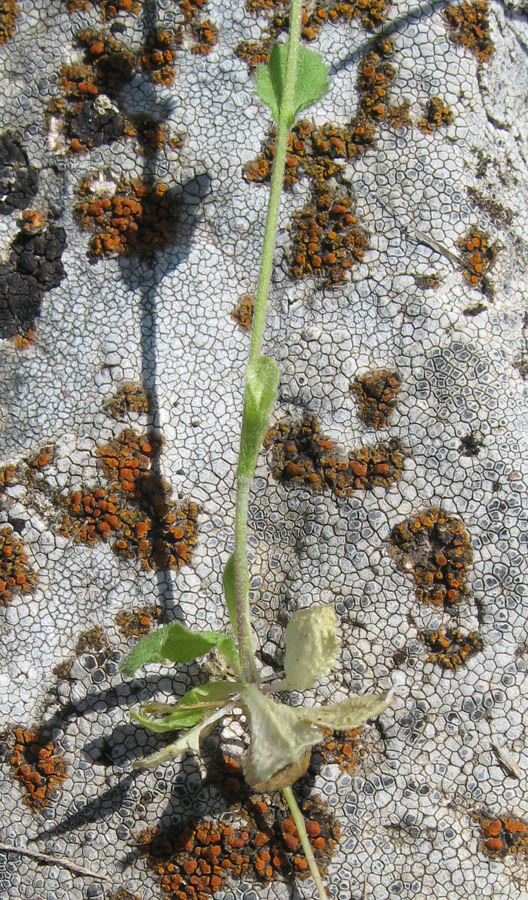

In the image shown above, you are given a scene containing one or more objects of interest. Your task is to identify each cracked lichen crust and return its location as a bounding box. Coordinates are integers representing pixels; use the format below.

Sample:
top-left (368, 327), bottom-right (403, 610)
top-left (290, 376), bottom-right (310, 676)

top-left (0, 0), bottom-right (528, 899)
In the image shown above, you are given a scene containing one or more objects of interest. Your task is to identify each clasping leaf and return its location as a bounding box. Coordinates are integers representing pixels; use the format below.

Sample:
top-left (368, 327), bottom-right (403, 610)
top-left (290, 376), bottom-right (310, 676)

top-left (256, 43), bottom-right (330, 127)
top-left (239, 356), bottom-right (279, 476)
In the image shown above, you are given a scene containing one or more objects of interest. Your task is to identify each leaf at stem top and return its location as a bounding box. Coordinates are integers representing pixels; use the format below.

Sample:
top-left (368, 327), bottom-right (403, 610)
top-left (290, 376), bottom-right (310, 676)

top-left (283, 604), bottom-right (340, 690)
top-left (131, 680), bottom-right (239, 732)
top-left (256, 43), bottom-right (330, 127)
top-left (120, 621), bottom-right (240, 678)
top-left (223, 554), bottom-right (238, 637)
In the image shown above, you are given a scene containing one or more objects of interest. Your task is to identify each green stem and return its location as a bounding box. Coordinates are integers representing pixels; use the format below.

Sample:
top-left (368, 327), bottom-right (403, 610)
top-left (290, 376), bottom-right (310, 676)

top-left (283, 787), bottom-right (329, 900)
top-left (233, 0), bottom-right (304, 683)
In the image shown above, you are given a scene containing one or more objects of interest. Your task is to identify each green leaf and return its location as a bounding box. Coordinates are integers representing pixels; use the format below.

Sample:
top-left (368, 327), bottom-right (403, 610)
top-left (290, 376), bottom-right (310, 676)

top-left (223, 555), bottom-right (238, 637)
top-left (256, 43), bottom-right (330, 127)
top-left (283, 605), bottom-right (340, 690)
top-left (240, 683), bottom-right (322, 791)
top-left (120, 621), bottom-right (240, 678)
top-left (292, 690), bottom-right (393, 730)
top-left (131, 681), bottom-right (239, 732)
top-left (239, 356), bottom-right (279, 476)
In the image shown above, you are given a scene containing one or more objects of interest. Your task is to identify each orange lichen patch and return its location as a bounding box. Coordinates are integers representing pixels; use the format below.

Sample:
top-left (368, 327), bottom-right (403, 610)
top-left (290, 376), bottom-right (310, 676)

top-left (291, 188), bottom-right (368, 285)
top-left (237, 0), bottom-right (390, 69)
top-left (0, 0), bottom-right (18, 44)
top-left (10, 727), bottom-right (67, 810)
top-left (191, 19), bottom-right (218, 54)
top-left (351, 369), bottom-right (402, 429)
top-left (140, 28), bottom-right (182, 85)
top-left (105, 383), bottom-right (150, 420)
top-left (136, 759), bottom-right (339, 897)
top-left (116, 604), bottom-right (165, 637)
top-left (0, 527), bottom-right (37, 607)
top-left (418, 97), bottom-right (453, 134)
top-left (128, 116), bottom-right (170, 156)
top-left (58, 429), bottom-right (199, 571)
top-left (9, 328), bottom-right (37, 349)
top-left (480, 815), bottom-right (528, 859)
top-left (232, 294), bottom-right (255, 329)
top-left (444, 0), bottom-right (494, 63)
top-left (60, 30), bottom-right (136, 100)
top-left (387, 101), bottom-right (412, 130)
top-left (76, 624), bottom-right (108, 654)
top-left (319, 727), bottom-right (363, 773)
top-left (390, 508), bottom-right (473, 609)
top-left (457, 228), bottom-right (498, 296)
top-left (422, 628), bottom-right (483, 670)
top-left (76, 175), bottom-right (179, 258)
top-left (65, 0), bottom-right (140, 19)
top-left (21, 209), bottom-right (47, 234)
top-left (0, 464), bottom-right (17, 499)
top-left (26, 445), bottom-right (55, 471)
top-left (264, 414), bottom-right (405, 498)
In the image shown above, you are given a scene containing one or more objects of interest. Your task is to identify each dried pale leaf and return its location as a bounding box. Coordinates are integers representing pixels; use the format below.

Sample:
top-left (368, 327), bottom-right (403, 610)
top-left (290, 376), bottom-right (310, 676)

top-left (283, 605), bottom-right (340, 690)
top-left (131, 720), bottom-right (203, 769)
top-left (240, 683), bottom-right (322, 790)
top-left (292, 691), bottom-right (392, 730)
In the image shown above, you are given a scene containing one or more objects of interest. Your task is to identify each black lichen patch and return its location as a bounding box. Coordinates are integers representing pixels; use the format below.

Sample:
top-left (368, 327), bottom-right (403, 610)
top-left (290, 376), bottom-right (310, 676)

top-left (10, 727), bottom-right (67, 810)
top-left (459, 431), bottom-right (483, 456)
top-left (0, 526), bottom-right (37, 606)
top-left (443, 0), bottom-right (494, 63)
top-left (237, 0), bottom-right (390, 69)
top-left (480, 815), bottom-right (528, 859)
top-left (467, 186), bottom-right (515, 228)
top-left (66, 98), bottom-right (126, 154)
top-left (418, 97), bottom-right (453, 133)
top-left (58, 428), bottom-right (199, 571)
top-left (390, 508), bottom-right (473, 608)
top-left (75, 175), bottom-right (179, 258)
top-left (351, 369), bottom-right (402, 429)
top-left (245, 38), bottom-right (400, 285)
top-left (104, 383), bottom-right (151, 420)
top-left (0, 218), bottom-right (67, 339)
top-left (422, 628), bottom-right (483, 670)
top-left (0, 0), bottom-right (18, 44)
top-left (0, 133), bottom-right (38, 214)
top-left (457, 228), bottom-right (498, 297)
top-left (135, 754), bottom-right (340, 896)
top-left (264, 414), bottom-right (405, 498)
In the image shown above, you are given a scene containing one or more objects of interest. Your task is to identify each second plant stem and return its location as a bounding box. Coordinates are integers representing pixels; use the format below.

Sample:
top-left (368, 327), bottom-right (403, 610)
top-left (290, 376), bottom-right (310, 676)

top-left (234, 0), bottom-right (303, 684)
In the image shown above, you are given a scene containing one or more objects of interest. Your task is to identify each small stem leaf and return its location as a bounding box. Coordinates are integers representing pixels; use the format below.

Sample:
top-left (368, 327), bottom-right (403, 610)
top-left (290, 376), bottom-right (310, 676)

top-left (283, 605), bottom-right (340, 690)
top-left (256, 42), bottom-right (329, 127)
top-left (292, 691), bottom-right (393, 730)
top-left (240, 683), bottom-right (322, 791)
top-left (239, 356), bottom-right (279, 476)
top-left (120, 622), bottom-right (240, 678)
top-left (223, 554), bottom-right (238, 637)
top-left (131, 681), bottom-right (239, 732)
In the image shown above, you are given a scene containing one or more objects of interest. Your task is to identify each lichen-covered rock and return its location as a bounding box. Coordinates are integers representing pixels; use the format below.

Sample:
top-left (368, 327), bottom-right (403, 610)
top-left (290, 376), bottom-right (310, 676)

top-left (0, 1), bottom-right (527, 899)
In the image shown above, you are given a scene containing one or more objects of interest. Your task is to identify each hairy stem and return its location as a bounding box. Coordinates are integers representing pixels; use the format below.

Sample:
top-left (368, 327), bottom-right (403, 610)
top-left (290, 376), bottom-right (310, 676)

top-left (234, 0), bottom-right (304, 683)
top-left (283, 787), bottom-right (329, 900)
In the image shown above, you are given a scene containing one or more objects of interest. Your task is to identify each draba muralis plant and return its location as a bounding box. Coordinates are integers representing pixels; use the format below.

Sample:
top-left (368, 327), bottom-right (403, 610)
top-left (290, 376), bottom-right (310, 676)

top-left (120, 1), bottom-right (392, 896)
